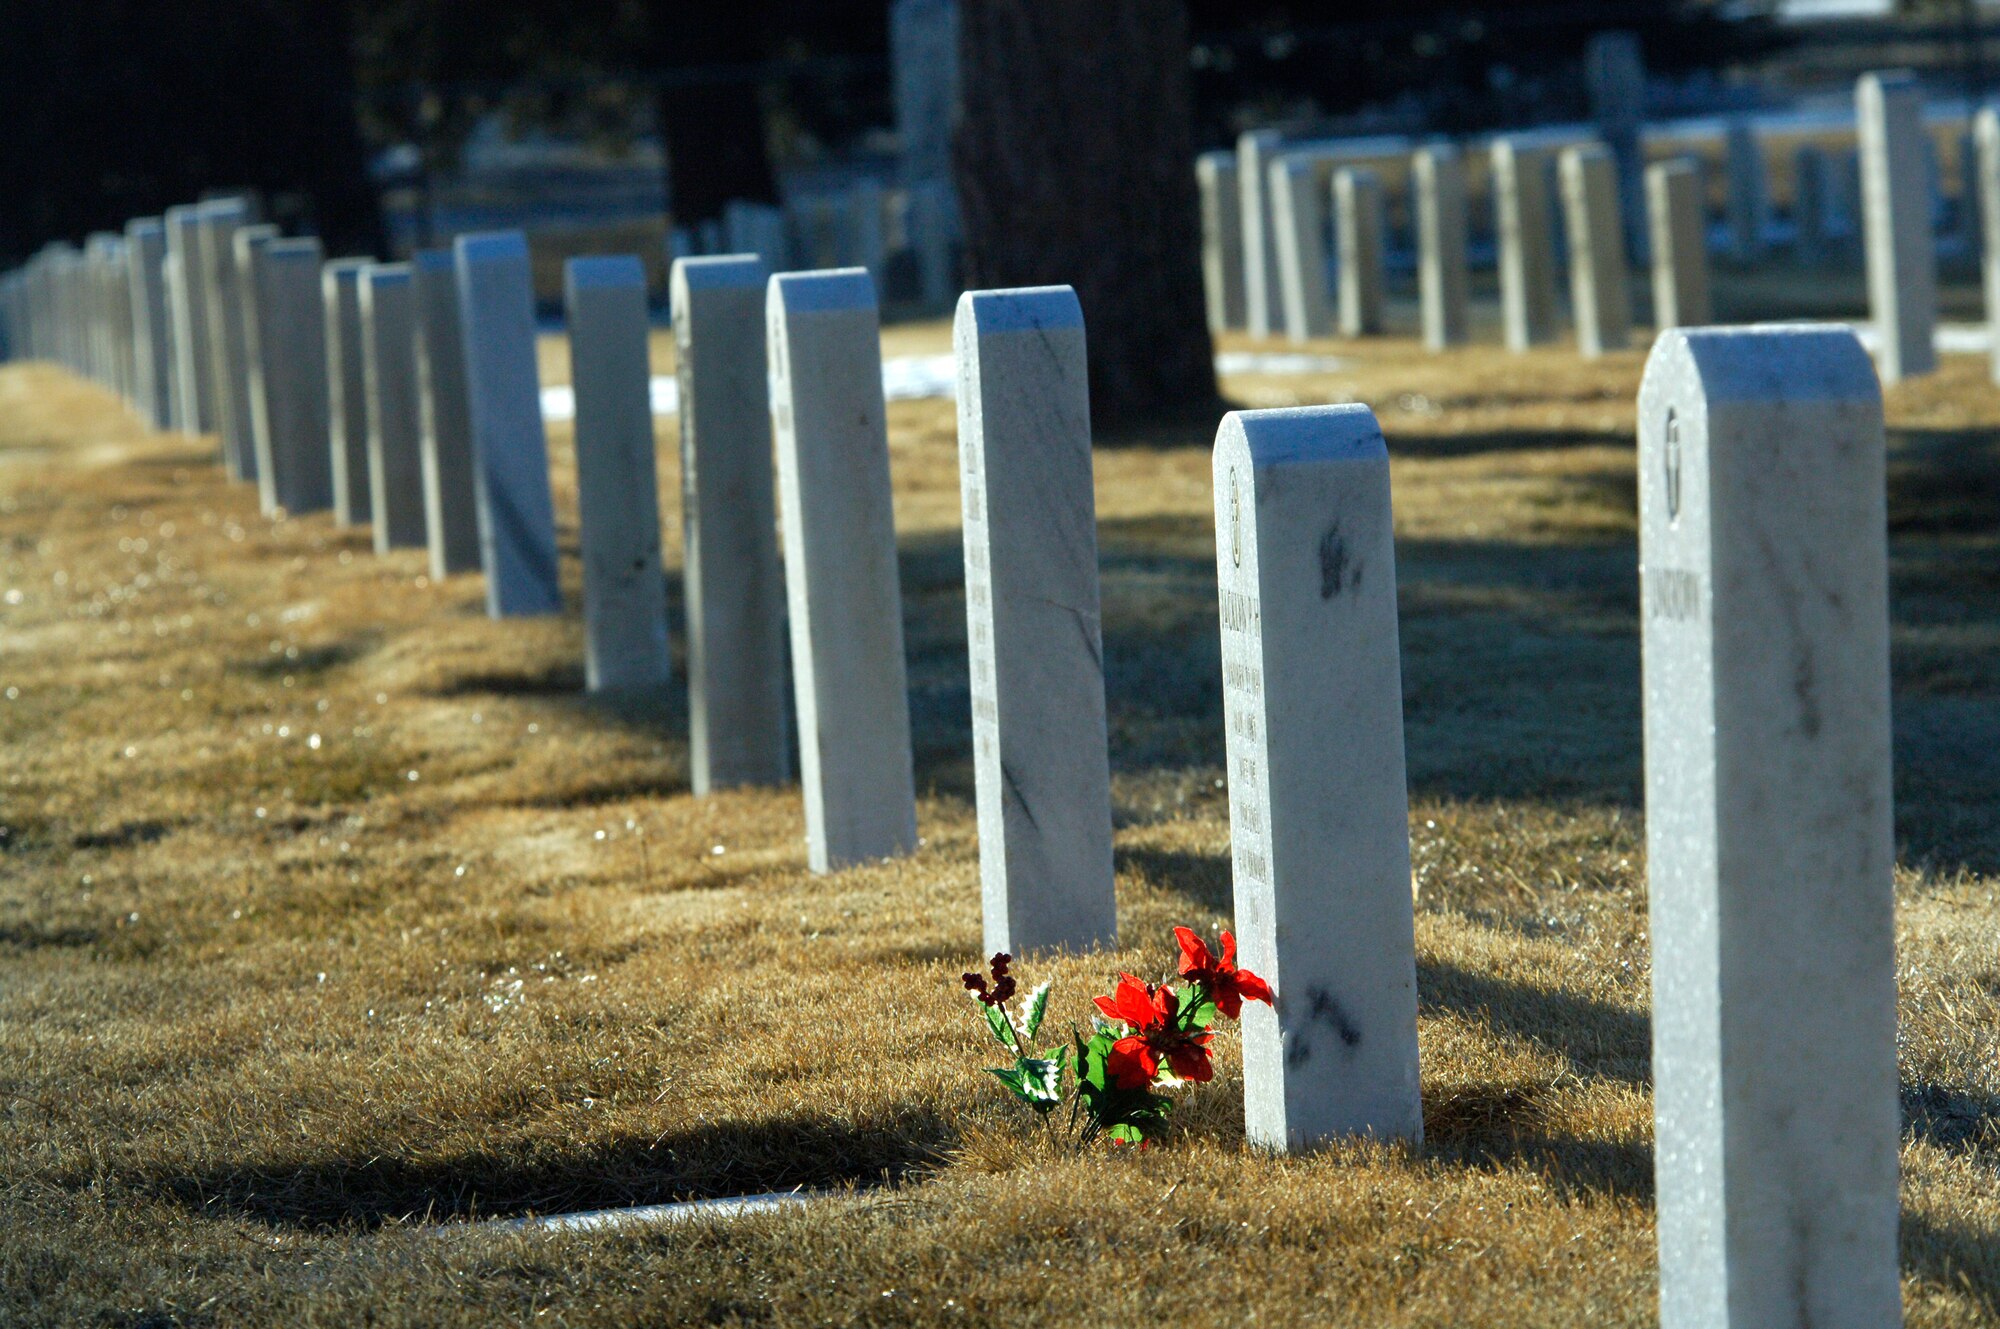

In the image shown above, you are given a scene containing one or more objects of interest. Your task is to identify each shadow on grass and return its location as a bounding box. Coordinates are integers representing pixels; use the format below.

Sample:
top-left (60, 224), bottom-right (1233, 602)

top-left (1116, 845), bottom-right (1232, 915)
top-left (1418, 959), bottom-right (1651, 1086)
top-left (134, 1108), bottom-right (956, 1231)
top-left (233, 636), bottom-right (378, 680)
top-left (1420, 1078), bottom-right (1654, 1203)
top-left (1903, 1210), bottom-right (2000, 1321)
top-left (430, 662), bottom-right (586, 698)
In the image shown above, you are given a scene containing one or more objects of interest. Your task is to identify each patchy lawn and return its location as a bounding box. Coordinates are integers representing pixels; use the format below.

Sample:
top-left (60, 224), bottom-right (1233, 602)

top-left (0, 320), bottom-right (1994, 1327)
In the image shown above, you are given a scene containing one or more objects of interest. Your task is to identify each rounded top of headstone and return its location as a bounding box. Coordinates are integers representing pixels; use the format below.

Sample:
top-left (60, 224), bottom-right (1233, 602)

top-left (565, 255), bottom-right (646, 293)
top-left (1215, 404), bottom-right (1386, 469)
top-left (671, 254), bottom-right (771, 299)
top-left (768, 267), bottom-right (877, 315)
top-left (955, 286), bottom-right (1082, 337)
top-left (1640, 325), bottom-right (1880, 412)
top-left (453, 231), bottom-right (530, 265)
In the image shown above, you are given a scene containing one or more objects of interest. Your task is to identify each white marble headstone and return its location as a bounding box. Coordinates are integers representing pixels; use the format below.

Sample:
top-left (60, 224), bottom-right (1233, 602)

top-left (767, 268), bottom-right (918, 873)
top-left (411, 250), bottom-right (483, 577)
top-left (360, 264), bottom-right (427, 553)
top-left (672, 254), bottom-right (790, 794)
top-left (454, 232), bottom-right (562, 616)
top-left (1858, 70), bottom-right (1938, 384)
top-left (565, 256), bottom-right (671, 693)
top-left (322, 259), bottom-right (374, 527)
top-left (252, 237), bottom-right (333, 515)
top-left (1214, 404), bottom-right (1422, 1151)
top-left (955, 286), bottom-right (1117, 956)
top-left (1638, 325), bottom-right (1901, 1329)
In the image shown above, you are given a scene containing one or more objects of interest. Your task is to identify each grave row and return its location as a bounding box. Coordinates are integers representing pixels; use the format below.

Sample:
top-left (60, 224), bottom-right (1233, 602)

top-left (1202, 68), bottom-right (1987, 390)
top-left (1, 200), bottom-right (1903, 1329)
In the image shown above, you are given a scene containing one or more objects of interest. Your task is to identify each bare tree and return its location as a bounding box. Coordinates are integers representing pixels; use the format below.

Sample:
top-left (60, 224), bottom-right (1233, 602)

top-left (955, 0), bottom-right (1218, 431)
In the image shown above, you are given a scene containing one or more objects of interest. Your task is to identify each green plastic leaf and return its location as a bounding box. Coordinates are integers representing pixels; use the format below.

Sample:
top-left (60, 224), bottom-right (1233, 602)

top-left (982, 1001), bottom-right (1014, 1050)
top-left (1020, 981), bottom-right (1052, 1041)
top-left (1016, 1050), bottom-right (1066, 1112)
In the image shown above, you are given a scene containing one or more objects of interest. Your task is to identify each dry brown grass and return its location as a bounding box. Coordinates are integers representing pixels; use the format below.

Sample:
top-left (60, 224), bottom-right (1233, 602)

top-left (0, 321), bottom-right (1995, 1327)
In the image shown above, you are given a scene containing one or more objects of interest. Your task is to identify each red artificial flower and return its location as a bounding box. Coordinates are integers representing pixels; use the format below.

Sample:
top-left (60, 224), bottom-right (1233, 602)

top-left (962, 952), bottom-right (1016, 1007)
top-left (1092, 973), bottom-right (1215, 1089)
top-left (1174, 927), bottom-right (1275, 1020)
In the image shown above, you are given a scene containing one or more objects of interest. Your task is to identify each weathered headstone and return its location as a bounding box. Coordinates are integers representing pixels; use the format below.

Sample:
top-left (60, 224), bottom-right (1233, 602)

top-left (1334, 167), bottom-right (1386, 337)
top-left (1638, 325), bottom-right (1900, 1329)
top-left (123, 219), bottom-right (172, 429)
top-left (359, 263), bottom-right (427, 553)
top-left (671, 255), bottom-right (790, 793)
top-left (1647, 159), bottom-right (1713, 330)
top-left (251, 238), bottom-right (333, 514)
top-left (1560, 145), bottom-right (1631, 357)
top-left (1198, 151), bottom-right (1247, 332)
top-left (1413, 144), bottom-right (1470, 350)
top-left (1976, 106), bottom-right (2000, 382)
top-left (163, 206), bottom-right (215, 437)
top-left (1239, 129), bottom-right (1287, 339)
top-left (1724, 118), bottom-right (1769, 261)
top-left (1270, 155), bottom-right (1333, 342)
top-left (565, 257), bottom-right (671, 693)
top-left (1214, 403), bottom-right (1422, 1150)
top-left (196, 198), bottom-right (256, 482)
top-left (322, 260), bottom-right (374, 527)
top-left (411, 250), bottom-right (482, 578)
top-left (767, 269), bottom-right (918, 873)
top-left (955, 285), bottom-right (1117, 956)
top-left (1858, 71), bottom-right (1939, 385)
top-left (158, 250), bottom-right (186, 431)
top-left (454, 231), bottom-right (562, 616)
top-left (234, 223), bottom-right (282, 514)
top-left (1493, 137), bottom-right (1560, 350)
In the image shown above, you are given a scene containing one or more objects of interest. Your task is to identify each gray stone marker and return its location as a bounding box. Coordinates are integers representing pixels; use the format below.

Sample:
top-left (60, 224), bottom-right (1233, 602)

top-left (1493, 138), bottom-right (1559, 351)
top-left (1214, 403), bottom-right (1422, 1150)
top-left (455, 231), bottom-right (563, 616)
top-left (565, 257), bottom-right (671, 694)
top-left (1238, 129), bottom-right (1286, 339)
top-left (1976, 106), bottom-right (2000, 382)
top-left (359, 264), bottom-right (427, 553)
top-left (1647, 160), bottom-right (1713, 330)
top-left (955, 285), bottom-right (1117, 957)
top-left (671, 254), bottom-right (790, 794)
top-left (1560, 145), bottom-right (1631, 357)
top-left (1413, 144), bottom-right (1470, 350)
top-left (1270, 155), bottom-right (1333, 342)
top-left (164, 206), bottom-right (215, 437)
top-left (1334, 167), bottom-right (1386, 337)
top-left (323, 260), bottom-right (374, 527)
top-left (767, 268), bottom-right (918, 873)
top-left (1724, 119), bottom-right (1769, 261)
top-left (196, 198), bottom-right (256, 482)
top-left (252, 238), bottom-right (333, 515)
top-left (158, 250), bottom-right (186, 431)
top-left (1859, 70), bottom-right (1938, 385)
top-left (1198, 151), bottom-right (1246, 332)
top-left (234, 223), bottom-right (282, 513)
top-left (1638, 325), bottom-right (1900, 1329)
top-left (411, 250), bottom-right (482, 578)
top-left (124, 219), bottom-right (172, 429)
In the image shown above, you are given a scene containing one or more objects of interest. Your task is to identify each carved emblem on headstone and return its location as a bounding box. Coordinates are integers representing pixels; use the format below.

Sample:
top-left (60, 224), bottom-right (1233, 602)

top-left (1663, 408), bottom-right (1682, 522)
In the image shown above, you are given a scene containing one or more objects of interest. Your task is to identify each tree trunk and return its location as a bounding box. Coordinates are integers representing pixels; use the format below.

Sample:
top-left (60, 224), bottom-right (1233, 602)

top-left (954, 0), bottom-right (1217, 431)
